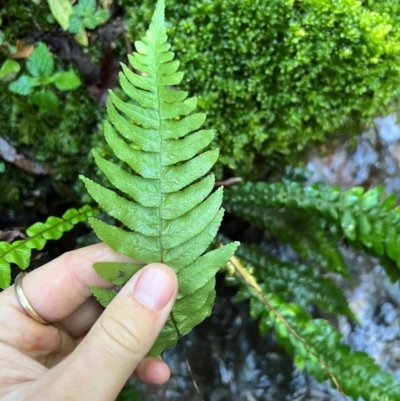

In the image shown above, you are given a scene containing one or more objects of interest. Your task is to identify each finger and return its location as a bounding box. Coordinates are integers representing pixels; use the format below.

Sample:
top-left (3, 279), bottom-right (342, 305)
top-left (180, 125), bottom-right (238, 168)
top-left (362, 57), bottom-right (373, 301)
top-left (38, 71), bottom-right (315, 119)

top-left (56, 297), bottom-right (104, 338)
top-left (3, 243), bottom-right (134, 326)
top-left (136, 356), bottom-right (171, 385)
top-left (32, 263), bottom-right (177, 401)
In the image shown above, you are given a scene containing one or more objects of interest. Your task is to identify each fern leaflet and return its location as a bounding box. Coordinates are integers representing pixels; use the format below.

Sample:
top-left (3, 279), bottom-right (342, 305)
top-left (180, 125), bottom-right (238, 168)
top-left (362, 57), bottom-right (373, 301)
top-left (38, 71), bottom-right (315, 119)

top-left (0, 204), bottom-right (96, 289)
top-left (231, 243), bottom-right (354, 319)
top-left (81, 0), bottom-right (238, 356)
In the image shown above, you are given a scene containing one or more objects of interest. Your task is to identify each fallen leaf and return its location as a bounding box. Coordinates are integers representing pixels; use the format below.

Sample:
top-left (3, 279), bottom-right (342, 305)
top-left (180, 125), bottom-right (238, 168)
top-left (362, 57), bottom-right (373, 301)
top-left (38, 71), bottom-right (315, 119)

top-left (10, 40), bottom-right (34, 59)
top-left (215, 177), bottom-right (243, 187)
top-left (0, 228), bottom-right (25, 242)
top-left (0, 137), bottom-right (47, 175)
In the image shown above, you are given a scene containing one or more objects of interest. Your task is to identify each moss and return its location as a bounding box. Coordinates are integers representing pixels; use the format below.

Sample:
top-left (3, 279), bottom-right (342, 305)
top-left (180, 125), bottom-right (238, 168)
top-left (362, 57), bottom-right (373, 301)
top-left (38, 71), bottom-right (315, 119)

top-left (121, 0), bottom-right (400, 176)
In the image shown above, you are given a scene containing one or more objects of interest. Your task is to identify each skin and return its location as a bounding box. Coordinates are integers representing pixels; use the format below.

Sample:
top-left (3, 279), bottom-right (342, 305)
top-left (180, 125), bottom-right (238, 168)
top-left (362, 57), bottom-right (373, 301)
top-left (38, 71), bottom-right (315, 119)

top-left (0, 243), bottom-right (178, 401)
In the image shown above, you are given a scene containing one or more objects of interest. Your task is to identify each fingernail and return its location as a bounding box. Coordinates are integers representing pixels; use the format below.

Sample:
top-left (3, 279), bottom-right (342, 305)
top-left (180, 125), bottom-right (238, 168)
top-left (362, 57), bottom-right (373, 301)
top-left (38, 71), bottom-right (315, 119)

top-left (134, 267), bottom-right (174, 311)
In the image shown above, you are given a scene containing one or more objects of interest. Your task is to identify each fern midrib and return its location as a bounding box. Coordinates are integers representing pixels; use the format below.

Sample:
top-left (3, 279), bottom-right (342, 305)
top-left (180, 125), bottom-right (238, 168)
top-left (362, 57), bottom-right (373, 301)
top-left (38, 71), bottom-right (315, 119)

top-left (155, 38), bottom-right (164, 263)
top-left (0, 207), bottom-right (92, 261)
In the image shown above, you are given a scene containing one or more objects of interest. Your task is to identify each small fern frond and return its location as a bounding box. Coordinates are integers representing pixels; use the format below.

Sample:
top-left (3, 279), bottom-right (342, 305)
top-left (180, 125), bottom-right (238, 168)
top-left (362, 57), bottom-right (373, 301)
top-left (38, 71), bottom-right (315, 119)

top-left (81, 0), bottom-right (238, 356)
top-left (234, 243), bottom-right (354, 319)
top-left (226, 201), bottom-right (349, 277)
top-left (233, 257), bottom-right (400, 401)
top-left (226, 182), bottom-right (400, 280)
top-left (0, 205), bottom-right (96, 289)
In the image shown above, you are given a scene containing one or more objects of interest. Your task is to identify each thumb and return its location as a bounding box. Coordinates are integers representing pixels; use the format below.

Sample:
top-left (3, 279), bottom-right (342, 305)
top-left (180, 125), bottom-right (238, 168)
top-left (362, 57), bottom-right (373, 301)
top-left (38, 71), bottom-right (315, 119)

top-left (52, 263), bottom-right (177, 401)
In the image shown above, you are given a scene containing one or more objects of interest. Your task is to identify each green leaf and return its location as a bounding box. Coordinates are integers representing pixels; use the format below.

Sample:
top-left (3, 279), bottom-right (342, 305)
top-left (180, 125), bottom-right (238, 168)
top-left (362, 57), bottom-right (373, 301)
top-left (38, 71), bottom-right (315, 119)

top-left (93, 262), bottom-right (144, 286)
top-left (68, 15), bottom-right (84, 34)
top-left (91, 286), bottom-right (118, 307)
top-left (70, 0), bottom-right (108, 34)
top-left (81, 0), bottom-right (238, 355)
top-left (116, 384), bottom-right (140, 401)
top-left (74, 30), bottom-right (89, 46)
top-left (84, 10), bottom-right (109, 30)
top-left (74, 0), bottom-right (96, 16)
top-left (0, 259), bottom-right (11, 290)
top-left (0, 60), bottom-right (20, 82)
top-left (9, 75), bottom-right (39, 95)
top-left (52, 71), bottom-right (81, 90)
top-left (225, 182), bottom-right (400, 280)
top-left (31, 90), bottom-right (59, 114)
top-left (0, 205), bottom-right (96, 289)
top-left (235, 268), bottom-right (400, 400)
top-left (27, 43), bottom-right (54, 77)
top-left (234, 243), bottom-right (355, 319)
top-left (359, 186), bottom-right (384, 211)
top-left (47, 0), bottom-right (73, 30)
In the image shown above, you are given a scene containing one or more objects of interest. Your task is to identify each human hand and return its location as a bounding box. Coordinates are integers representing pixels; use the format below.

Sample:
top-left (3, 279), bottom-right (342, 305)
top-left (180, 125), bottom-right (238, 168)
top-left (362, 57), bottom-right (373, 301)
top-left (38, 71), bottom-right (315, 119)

top-left (0, 243), bottom-right (178, 401)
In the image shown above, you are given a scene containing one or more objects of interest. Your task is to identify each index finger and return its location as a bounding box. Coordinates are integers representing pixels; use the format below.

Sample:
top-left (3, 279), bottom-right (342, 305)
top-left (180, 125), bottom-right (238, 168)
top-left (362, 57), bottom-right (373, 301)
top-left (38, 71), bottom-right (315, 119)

top-left (4, 243), bottom-right (134, 323)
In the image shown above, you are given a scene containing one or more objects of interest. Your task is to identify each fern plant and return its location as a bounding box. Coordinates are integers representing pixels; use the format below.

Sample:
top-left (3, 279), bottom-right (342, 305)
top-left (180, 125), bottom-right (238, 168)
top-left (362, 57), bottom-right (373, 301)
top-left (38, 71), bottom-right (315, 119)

top-left (232, 259), bottom-right (400, 401)
top-left (80, 0), bottom-right (238, 356)
top-left (224, 182), bottom-right (400, 400)
top-left (225, 182), bottom-right (400, 281)
top-left (0, 204), bottom-right (96, 289)
top-left (3, 1), bottom-right (400, 399)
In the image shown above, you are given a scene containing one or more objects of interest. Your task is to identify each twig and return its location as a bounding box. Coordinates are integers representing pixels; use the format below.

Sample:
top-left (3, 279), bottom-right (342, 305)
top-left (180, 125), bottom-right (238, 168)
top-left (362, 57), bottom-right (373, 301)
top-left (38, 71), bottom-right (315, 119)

top-left (214, 177), bottom-right (243, 188)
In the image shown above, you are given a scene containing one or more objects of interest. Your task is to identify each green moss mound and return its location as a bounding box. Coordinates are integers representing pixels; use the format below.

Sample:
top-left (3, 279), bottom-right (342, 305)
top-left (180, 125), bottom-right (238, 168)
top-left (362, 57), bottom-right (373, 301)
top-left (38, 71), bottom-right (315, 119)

top-left (122, 0), bottom-right (400, 176)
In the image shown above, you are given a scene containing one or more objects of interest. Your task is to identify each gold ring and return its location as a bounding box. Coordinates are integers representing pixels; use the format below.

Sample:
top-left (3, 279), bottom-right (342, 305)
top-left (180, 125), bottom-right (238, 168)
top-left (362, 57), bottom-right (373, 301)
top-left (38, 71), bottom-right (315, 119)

top-left (14, 272), bottom-right (49, 325)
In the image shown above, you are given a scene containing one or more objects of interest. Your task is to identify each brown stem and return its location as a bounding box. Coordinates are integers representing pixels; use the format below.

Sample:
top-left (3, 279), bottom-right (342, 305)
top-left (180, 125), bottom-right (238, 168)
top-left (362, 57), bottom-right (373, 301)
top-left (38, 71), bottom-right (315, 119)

top-left (229, 254), bottom-right (347, 400)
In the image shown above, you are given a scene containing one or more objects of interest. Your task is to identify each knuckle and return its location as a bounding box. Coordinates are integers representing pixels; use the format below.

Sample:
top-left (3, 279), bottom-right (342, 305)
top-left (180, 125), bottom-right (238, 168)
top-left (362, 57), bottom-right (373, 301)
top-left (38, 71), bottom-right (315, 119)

top-left (98, 314), bottom-right (142, 359)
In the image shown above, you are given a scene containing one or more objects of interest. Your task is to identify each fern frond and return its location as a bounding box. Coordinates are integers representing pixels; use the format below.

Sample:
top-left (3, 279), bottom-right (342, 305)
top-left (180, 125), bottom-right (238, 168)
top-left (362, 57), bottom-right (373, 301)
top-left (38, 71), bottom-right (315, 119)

top-left (226, 201), bottom-right (349, 277)
top-left (234, 257), bottom-right (400, 401)
top-left (226, 182), bottom-right (400, 280)
top-left (234, 243), bottom-right (354, 319)
top-left (0, 205), bottom-right (96, 289)
top-left (81, 0), bottom-right (238, 356)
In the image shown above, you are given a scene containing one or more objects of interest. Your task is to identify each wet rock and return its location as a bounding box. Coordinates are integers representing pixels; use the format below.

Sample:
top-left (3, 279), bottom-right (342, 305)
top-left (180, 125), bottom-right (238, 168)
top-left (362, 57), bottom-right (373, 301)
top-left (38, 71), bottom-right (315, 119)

top-left (375, 114), bottom-right (400, 144)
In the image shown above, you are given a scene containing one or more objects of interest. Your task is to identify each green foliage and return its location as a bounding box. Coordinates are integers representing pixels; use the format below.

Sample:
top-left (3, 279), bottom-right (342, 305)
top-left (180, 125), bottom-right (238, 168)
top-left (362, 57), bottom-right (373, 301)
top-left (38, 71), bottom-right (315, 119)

top-left (225, 182), bottom-right (400, 281)
top-left (232, 243), bottom-right (354, 319)
top-left (2, 2), bottom-right (56, 41)
top-left (0, 84), bottom-right (102, 207)
top-left (47, 0), bottom-right (73, 30)
top-left (69, 0), bottom-right (109, 33)
top-left (228, 202), bottom-right (350, 277)
top-left (234, 271), bottom-right (400, 401)
top-left (224, 180), bottom-right (400, 399)
top-left (122, 0), bottom-right (400, 175)
top-left (3, 0), bottom-right (400, 398)
top-left (9, 43), bottom-right (81, 114)
top-left (81, 0), bottom-right (238, 356)
top-left (0, 60), bottom-right (20, 81)
top-left (67, 0), bottom-right (109, 46)
top-left (0, 205), bottom-right (96, 289)
top-left (0, 164), bottom-right (35, 206)
top-left (116, 383), bottom-right (140, 401)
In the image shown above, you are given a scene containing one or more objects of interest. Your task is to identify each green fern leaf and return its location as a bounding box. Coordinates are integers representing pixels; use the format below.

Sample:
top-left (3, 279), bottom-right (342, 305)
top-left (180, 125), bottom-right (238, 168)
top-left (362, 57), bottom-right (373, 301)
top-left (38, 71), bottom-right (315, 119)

top-left (235, 265), bottom-right (400, 401)
top-left (226, 182), bottom-right (400, 281)
top-left (226, 200), bottom-right (349, 277)
top-left (81, 0), bottom-right (238, 355)
top-left (0, 205), bottom-right (96, 289)
top-left (234, 243), bottom-right (354, 319)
